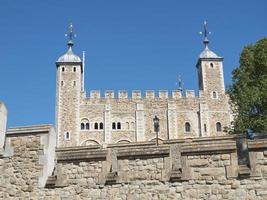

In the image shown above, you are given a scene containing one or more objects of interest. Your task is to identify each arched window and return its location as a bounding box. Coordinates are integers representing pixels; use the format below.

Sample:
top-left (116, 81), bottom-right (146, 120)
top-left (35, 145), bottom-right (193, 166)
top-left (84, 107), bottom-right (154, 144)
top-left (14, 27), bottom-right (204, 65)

top-left (112, 122), bottom-right (116, 130)
top-left (73, 81), bottom-right (76, 87)
top-left (210, 63), bottom-right (214, 68)
top-left (117, 122), bottom-right (121, 130)
top-left (131, 122), bottom-right (135, 130)
top-left (216, 122), bottom-right (222, 132)
top-left (213, 91), bottom-right (217, 99)
top-left (73, 67), bottom-right (76, 72)
top-left (126, 122), bottom-right (130, 130)
top-left (62, 67), bottom-right (65, 72)
top-left (81, 123), bottom-right (85, 130)
top-left (185, 122), bottom-right (191, 132)
top-left (94, 123), bottom-right (98, 130)
top-left (86, 123), bottom-right (90, 130)
top-left (65, 132), bottom-right (70, 140)
top-left (99, 122), bottom-right (104, 130)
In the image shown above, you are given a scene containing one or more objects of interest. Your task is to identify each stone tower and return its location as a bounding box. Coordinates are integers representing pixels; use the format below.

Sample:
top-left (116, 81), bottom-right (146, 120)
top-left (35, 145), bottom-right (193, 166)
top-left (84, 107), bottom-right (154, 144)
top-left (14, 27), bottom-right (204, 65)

top-left (55, 24), bottom-right (83, 147)
top-left (197, 21), bottom-right (225, 96)
top-left (197, 21), bottom-right (231, 136)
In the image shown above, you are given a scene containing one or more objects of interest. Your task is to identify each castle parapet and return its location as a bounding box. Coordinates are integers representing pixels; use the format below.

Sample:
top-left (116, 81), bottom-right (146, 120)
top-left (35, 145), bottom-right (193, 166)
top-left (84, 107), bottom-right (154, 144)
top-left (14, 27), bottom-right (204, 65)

top-left (105, 90), bottom-right (115, 99)
top-left (159, 90), bottom-right (168, 99)
top-left (132, 90), bottom-right (141, 99)
top-left (145, 90), bottom-right (155, 99)
top-left (87, 89), bottom-right (199, 100)
top-left (185, 90), bottom-right (195, 98)
top-left (172, 90), bottom-right (182, 99)
top-left (118, 90), bottom-right (128, 99)
top-left (90, 90), bottom-right (101, 99)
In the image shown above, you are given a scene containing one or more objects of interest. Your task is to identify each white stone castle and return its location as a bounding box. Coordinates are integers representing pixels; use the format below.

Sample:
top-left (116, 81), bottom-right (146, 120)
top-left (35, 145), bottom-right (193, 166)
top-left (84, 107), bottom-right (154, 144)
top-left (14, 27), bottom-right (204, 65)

top-left (56, 22), bottom-right (233, 147)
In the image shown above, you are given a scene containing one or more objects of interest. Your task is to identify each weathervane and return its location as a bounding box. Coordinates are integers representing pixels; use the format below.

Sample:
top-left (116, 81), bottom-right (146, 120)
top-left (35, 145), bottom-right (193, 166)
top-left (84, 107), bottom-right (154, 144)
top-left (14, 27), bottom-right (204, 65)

top-left (65, 23), bottom-right (76, 46)
top-left (177, 75), bottom-right (183, 92)
top-left (199, 21), bottom-right (211, 48)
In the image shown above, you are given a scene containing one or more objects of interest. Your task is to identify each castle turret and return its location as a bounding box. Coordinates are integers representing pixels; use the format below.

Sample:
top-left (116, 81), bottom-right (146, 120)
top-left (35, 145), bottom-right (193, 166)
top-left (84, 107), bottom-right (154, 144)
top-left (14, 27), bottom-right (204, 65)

top-left (56, 24), bottom-right (83, 147)
top-left (197, 21), bottom-right (231, 136)
top-left (197, 21), bottom-right (225, 96)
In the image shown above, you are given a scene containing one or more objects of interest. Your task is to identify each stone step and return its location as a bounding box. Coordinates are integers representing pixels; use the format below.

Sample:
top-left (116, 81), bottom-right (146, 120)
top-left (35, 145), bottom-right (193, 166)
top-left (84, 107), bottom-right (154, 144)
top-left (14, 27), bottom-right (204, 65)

top-left (239, 165), bottom-right (251, 176)
top-left (170, 170), bottom-right (182, 182)
top-left (105, 172), bottom-right (118, 185)
top-left (45, 176), bottom-right (56, 188)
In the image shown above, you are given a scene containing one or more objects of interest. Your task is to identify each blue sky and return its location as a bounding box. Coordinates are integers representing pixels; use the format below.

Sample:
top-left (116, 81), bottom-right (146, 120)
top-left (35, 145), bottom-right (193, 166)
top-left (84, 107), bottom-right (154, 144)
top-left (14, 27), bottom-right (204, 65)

top-left (0, 0), bottom-right (266, 127)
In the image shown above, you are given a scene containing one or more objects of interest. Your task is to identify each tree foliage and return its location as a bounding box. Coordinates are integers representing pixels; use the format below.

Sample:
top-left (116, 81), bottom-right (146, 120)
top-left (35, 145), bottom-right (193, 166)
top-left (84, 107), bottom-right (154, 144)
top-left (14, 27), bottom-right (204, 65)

top-left (228, 38), bottom-right (267, 133)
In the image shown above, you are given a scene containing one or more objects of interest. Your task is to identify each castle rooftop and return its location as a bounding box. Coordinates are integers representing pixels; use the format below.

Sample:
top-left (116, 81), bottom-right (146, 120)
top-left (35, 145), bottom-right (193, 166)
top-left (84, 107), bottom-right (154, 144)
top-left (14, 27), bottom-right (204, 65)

top-left (57, 23), bottom-right (81, 63)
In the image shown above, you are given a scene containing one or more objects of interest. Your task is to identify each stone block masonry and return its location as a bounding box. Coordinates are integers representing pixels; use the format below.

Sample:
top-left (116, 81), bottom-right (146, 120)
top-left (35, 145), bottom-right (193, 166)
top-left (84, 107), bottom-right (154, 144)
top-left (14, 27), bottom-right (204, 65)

top-left (1, 125), bottom-right (267, 199)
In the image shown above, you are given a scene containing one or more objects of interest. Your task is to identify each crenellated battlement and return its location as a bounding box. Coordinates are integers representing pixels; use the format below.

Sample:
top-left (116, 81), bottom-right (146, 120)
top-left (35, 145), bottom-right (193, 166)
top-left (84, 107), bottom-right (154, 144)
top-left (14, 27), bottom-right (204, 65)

top-left (87, 90), bottom-right (199, 100)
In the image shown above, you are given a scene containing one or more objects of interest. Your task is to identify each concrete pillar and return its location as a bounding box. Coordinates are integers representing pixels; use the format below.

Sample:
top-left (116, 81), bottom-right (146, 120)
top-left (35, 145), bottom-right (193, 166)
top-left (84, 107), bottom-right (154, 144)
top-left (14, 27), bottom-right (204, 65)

top-left (0, 102), bottom-right (7, 153)
top-left (136, 103), bottom-right (145, 142)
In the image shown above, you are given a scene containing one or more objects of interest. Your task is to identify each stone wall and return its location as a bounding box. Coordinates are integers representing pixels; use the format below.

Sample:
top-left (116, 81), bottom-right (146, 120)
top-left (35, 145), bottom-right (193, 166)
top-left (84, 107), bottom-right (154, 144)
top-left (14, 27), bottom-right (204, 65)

top-left (76, 90), bottom-right (232, 146)
top-left (1, 125), bottom-right (267, 199)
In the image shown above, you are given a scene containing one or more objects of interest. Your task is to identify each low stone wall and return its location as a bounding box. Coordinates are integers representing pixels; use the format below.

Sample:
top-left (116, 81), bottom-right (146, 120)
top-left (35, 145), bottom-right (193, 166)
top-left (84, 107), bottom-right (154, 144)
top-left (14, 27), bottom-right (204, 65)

top-left (0, 126), bottom-right (267, 200)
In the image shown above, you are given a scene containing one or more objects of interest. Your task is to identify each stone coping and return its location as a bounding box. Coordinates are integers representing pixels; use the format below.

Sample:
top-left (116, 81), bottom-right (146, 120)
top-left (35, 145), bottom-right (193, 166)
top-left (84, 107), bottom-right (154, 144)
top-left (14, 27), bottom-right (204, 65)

top-left (55, 137), bottom-right (243, 163)
top-left (116, 145), bottom-right (170, 159)
top-left (247, 139), bottom-right (267, 151)
top-left (57, 149), bottom-right (107, 163)
top-left (6, 124), bottom-right (53, 136)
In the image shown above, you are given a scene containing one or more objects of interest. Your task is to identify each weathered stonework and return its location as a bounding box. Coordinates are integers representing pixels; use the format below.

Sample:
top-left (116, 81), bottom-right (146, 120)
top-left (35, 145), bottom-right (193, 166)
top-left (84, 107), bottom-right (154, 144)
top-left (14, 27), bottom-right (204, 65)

top-left (55, 34), bottom-right (233, 148)
top-left (1, 25), bottom-right (262, 200)
top-left (0, 125), bottom-right (267, 200)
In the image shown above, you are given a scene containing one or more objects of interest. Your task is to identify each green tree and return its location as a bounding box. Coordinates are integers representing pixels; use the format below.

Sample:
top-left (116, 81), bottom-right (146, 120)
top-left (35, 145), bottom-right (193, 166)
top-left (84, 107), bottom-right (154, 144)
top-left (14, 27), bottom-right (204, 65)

top-left (228, 38), bottom-right (267, 133)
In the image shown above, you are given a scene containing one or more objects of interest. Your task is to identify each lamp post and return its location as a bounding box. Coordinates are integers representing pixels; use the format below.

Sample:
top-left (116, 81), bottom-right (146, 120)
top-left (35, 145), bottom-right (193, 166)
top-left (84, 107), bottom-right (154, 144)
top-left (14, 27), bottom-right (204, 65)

top-left (153, 116), bottom-right (160, 146)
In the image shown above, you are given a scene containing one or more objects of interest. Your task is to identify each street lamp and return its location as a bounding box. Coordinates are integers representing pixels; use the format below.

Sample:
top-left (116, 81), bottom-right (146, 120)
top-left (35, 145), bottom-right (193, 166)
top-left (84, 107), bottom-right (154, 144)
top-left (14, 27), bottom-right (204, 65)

top-left (153, 116), bottom-right (160, 146)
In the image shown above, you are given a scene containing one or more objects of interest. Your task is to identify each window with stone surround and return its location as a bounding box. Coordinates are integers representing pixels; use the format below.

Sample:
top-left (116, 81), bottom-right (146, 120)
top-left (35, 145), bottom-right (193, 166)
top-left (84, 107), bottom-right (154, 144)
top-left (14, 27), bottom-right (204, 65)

top-left (99, 122), bottom-right (104, 130)
top-left (81, 119), bottom-right (90, 130)
top-left (117, 122), bottom-right (121, 130)
top-left (210, 63), bottom-right (214, 68)
top-left (62, 67), bottom-right (65, 72)
top-left (204, 124), bottom-right (207, 132)
top-left (73, 67), bottom-right (76, 72)
top-left (212, 91), bottom-right (218, 99)
top-left (81, 123), bottom-right (85, 130)
top-left (185, 122), bottom-right (191, 133)
top-left (216, 122), bottom-right (222, 132)
top-left (61, 81), bottom-right (64, 86)
top-left (64, 132), bottom-right (70, 140)
top-left (112, 122), bottom-right (116, 130)
top-left (94, 123), bottom-right (98, 130)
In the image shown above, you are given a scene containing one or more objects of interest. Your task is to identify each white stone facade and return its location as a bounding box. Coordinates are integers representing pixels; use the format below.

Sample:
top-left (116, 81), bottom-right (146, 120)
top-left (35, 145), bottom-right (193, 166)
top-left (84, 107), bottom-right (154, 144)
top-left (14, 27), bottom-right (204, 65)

top-left (56, 36), bottom-right (233, 147)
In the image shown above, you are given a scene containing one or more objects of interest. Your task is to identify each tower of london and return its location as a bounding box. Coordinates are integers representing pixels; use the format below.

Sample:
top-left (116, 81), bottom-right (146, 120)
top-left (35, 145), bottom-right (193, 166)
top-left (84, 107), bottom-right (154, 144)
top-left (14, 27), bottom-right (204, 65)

top-left (1, 23), bottom-right (266, 200)
top-left (56, 23), bottom-right (233, 147)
